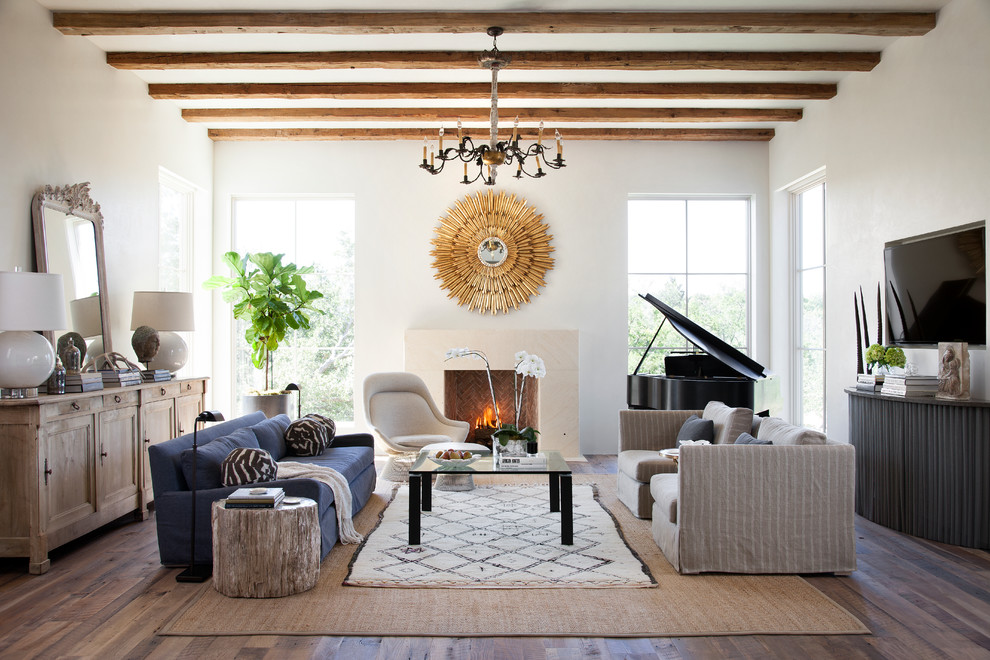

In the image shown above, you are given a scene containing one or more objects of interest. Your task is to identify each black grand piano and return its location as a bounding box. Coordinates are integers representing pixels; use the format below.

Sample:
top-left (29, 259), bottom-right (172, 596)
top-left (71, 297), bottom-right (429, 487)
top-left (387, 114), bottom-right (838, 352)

top-left (628, 293), bottom-right (774, 411)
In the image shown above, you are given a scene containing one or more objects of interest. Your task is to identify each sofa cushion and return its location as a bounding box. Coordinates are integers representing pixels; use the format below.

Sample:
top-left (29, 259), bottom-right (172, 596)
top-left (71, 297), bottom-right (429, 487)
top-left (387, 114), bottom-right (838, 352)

top-left (280, 445), bottom-right (375, 484)
top-left (618, 450), bottom-right (678, 482)
top-left (675, 414), bottom-right (715, 448)
top-left (180, 427), bottom-right (260, 491)
top-left (250, 414), bottom-right (291, 459)
top-left (221, 447), bottom-right (278, 486)
top-left (650, 474), bottom-right (679, 524)
top-left (305, 413), bottom-right (337, 447)
top-left (757, 417), bottom-right (827, 446)
top-left (735, 432), bottom-right (772, 445)
top-left (285, 417), bottom-right (329, 456)
top-left (702, 401), bottom-right (754, 445)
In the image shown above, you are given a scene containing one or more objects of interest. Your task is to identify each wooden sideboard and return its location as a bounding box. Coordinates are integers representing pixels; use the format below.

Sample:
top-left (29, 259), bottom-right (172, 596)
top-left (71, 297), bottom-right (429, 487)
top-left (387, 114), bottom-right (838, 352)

top-left (847, 388), bottom-right (990, 549)
top-left (0, 377), bottom-right (207, 573)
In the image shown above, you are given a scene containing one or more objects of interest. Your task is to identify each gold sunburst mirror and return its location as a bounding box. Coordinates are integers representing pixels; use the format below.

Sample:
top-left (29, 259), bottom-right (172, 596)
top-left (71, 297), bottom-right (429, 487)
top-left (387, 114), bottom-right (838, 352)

top-left (430, 190), bottom-right (555, 315)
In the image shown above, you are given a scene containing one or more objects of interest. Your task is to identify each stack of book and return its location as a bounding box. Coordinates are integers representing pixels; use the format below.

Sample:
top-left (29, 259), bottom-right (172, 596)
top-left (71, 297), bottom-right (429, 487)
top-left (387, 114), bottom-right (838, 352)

top-left (856, 373), bottom-right (885, 392)
top-left (66, 372), bottom-right (104, 393)
top-left (497, 454), bottom-right (548, 470)
top-left (225, 487), bottom-right (285, 509)
top-left (101, 369), bottom-right (143, 388)
top-left (880, 374), bottom-right (940, 397)
top-left (140, 369), bottom-right (172, 383)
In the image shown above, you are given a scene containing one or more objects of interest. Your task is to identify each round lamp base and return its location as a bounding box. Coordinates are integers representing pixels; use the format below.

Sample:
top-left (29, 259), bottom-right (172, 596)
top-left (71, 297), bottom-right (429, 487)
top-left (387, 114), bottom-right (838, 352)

top-left (0, 331), bottom-right (56, 392)
top-left (147, 331), bottom-right (188, 373)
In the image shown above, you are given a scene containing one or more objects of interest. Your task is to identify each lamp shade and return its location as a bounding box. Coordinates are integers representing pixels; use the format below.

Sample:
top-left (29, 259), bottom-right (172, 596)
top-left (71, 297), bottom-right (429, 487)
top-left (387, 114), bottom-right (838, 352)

top-left (0, 271), bottom-right (67, 330)
top-left (69, 295), bottom-right (103, 338)
top-left (131, 291), bottom-right (195, 332)
top-left (0, 271), bottom-right (66, 394)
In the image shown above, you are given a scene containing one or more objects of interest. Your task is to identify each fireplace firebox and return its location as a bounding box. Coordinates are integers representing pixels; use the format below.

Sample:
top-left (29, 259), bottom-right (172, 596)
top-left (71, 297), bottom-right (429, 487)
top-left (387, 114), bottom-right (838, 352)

top-left (444, 370), bottom-right (538, 449)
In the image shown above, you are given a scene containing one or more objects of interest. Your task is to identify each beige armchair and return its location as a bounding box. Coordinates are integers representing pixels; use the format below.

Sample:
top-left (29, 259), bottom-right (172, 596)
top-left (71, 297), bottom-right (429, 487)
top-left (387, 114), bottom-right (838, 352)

top-left (363, 372), bottom-right (482, 481)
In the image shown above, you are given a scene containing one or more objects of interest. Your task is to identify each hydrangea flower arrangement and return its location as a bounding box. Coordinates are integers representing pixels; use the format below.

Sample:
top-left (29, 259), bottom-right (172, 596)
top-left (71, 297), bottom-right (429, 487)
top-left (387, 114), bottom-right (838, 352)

top-left (865, 343), bottom-right (906, 372)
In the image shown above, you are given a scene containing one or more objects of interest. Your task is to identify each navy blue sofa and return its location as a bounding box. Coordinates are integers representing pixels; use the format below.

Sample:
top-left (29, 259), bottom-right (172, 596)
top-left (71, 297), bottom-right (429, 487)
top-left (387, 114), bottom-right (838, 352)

top-left (148, 411), bottom-right (377, 566)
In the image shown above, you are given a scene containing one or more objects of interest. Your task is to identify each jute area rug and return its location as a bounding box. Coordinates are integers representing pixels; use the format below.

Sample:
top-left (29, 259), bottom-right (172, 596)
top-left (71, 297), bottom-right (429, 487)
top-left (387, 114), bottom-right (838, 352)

top-left (344, 484), bottom-right (656, 588)
top-left (159, 475), bottom-right (869, 638)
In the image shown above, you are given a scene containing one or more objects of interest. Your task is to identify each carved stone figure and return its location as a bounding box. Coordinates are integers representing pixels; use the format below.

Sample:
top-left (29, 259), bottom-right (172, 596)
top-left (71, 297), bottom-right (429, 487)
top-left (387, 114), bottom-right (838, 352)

top-left (936, 342), bottom-right (970, 400)
top-left (132, 325), bottom-right (160, 366)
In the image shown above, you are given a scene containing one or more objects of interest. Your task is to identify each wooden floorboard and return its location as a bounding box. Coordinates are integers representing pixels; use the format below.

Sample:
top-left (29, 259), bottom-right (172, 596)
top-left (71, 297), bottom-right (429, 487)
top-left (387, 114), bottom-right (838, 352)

top-left (1, 455), bottom-right (988, 659)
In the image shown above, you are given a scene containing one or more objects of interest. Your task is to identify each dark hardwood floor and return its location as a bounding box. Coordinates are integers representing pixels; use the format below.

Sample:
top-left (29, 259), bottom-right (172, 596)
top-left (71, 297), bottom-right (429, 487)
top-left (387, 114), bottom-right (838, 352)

top-left (1, 455), bottom-right (989, 659)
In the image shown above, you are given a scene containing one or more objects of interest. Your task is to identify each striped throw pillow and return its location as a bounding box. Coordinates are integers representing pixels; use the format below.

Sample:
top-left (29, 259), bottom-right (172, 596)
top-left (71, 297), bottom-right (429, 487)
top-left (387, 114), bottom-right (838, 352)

top-left (220, 447), bottom-right (278, 486)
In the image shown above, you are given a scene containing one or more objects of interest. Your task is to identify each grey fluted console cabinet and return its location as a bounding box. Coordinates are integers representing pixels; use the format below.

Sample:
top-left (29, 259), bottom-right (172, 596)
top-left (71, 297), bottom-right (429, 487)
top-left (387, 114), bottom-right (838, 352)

top-left (847, 388), bottom-right (990, 549)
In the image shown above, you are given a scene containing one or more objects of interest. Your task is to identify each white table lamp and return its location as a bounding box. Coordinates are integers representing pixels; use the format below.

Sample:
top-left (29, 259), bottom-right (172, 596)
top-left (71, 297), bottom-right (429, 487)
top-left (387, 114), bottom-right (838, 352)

top-left (131, 291), bottom-right (195, 373)
top-left (0, 271), bottom-right (67, 398)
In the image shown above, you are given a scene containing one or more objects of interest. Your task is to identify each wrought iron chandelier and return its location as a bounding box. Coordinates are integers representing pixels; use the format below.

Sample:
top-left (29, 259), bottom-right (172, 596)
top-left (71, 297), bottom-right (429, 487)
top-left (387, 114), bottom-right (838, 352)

top-left (419, 27), bottom-right (566, 186)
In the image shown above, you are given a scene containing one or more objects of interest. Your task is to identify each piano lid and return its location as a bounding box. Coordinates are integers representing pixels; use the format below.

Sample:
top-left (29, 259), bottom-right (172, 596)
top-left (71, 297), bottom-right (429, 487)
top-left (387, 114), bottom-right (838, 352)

top-left (640, 293), bottom-right (769, 381)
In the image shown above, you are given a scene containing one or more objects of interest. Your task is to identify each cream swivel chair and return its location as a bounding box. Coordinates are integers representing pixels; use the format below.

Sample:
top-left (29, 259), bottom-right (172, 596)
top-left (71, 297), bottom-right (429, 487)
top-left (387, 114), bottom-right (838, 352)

top-left (363, 372), bottom-right (485, 484)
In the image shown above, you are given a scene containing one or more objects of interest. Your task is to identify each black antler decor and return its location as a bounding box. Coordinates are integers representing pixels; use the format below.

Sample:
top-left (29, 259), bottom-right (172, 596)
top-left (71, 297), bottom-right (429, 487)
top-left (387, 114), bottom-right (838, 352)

top-left (859, 286), bottom-right (870, 349)
top-left (876, 283), bottom-right (882, 347)
top-left (854, 293), bottom-right (864, 375)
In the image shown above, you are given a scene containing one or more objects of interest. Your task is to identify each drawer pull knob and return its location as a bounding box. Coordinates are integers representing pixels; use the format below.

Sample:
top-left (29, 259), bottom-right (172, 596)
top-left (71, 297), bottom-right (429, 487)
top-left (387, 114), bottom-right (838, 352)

top-left (160, 387), bottom-right (167, 396)
top-left (144, 438), bottom-right (150, 444)
top-left (114, 395), bottom-right (121, 404)
top-left (71, 402), bottom-right (80, 411)
top-left (187, 383), bottom-right (192, 390)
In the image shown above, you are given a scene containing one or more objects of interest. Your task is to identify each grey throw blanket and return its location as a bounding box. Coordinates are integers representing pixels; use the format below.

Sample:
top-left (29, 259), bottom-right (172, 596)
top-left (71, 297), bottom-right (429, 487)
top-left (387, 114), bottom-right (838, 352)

top-left (276, 461), bottom-right (363, 544)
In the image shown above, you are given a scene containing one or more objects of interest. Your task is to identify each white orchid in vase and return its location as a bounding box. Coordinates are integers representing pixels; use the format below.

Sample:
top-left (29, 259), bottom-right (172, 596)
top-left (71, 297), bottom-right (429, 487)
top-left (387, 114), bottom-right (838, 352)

top-left (444, 347), bottom-right (547, 452)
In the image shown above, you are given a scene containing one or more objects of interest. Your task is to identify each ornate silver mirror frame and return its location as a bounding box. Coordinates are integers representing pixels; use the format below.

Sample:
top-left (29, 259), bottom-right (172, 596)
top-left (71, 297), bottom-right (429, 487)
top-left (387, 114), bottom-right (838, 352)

top-left (32, 182), bottom-right (113, 358)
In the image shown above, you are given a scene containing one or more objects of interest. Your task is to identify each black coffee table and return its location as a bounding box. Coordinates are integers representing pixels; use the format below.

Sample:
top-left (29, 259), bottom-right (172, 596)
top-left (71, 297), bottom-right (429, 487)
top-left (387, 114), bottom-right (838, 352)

top-left (407, 450), bottom-right (573, 545)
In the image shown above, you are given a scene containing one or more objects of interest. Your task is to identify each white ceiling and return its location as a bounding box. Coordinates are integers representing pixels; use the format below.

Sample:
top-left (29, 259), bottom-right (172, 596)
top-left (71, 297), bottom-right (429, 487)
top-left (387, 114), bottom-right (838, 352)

top-left (37, 1), bottom-right (953, 135)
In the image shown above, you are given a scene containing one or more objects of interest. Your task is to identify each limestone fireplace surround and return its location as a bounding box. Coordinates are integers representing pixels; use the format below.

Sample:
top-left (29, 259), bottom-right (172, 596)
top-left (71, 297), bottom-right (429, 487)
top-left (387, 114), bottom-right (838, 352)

top-left (404, 329), bottom-right (580, 458)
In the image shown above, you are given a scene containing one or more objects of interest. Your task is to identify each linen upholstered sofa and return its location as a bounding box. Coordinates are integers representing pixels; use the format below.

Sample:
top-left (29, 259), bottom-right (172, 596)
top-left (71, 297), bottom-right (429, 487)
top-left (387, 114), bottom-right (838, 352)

top-left (148, 411), bottom-right (377, 565)
top-left (618, 402), bottom-right (856, 575)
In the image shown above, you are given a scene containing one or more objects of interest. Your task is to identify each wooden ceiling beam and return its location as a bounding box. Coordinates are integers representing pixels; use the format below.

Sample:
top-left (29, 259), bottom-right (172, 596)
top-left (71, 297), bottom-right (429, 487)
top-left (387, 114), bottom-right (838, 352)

top-left (54, 11), bottom-right (935, 37)
top-left (109, 50), bottom-right (880, 72)
top-left (150, 82), bottom-right (836, 101)
top-left (182, 107), bottom-right (802, 123)
top-left (207, 127), bottom-right (775, 141)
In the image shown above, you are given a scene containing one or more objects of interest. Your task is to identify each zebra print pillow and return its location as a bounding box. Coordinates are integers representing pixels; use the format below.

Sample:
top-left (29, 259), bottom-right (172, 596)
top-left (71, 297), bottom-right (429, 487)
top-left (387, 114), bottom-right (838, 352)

top-left (220, 447), bottom-right (278, 486)
top-left (304, 413), bottom-right (336, 448)
top-left (284, 416), bottom-right (328, 457)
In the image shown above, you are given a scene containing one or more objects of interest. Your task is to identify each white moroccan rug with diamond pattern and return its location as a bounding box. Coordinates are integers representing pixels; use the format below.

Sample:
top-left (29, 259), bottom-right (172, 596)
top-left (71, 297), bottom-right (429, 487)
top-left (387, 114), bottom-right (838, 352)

top-left (343, 484), bottom-right (656, 588)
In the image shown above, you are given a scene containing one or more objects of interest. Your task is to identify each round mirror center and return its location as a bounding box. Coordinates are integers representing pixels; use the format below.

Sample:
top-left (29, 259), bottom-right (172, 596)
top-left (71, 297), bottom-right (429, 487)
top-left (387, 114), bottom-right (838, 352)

top-left (477, 236), bottom-right (508, 267)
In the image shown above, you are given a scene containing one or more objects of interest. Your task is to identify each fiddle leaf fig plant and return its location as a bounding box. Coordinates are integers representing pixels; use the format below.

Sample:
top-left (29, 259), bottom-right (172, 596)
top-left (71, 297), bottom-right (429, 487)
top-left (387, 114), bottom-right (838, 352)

top-left (204, 251), bottom-right (324, 391)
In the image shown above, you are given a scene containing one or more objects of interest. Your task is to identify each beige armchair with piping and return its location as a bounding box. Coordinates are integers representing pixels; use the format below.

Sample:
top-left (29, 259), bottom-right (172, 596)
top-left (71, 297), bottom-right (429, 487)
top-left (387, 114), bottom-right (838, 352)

top-left (363, 372), bottom-right (483, 482)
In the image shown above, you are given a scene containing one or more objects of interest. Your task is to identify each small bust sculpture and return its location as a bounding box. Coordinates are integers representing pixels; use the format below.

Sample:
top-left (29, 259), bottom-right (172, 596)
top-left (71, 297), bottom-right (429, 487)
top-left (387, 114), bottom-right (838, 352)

top-left (62, 338), bottom-right (81, 374)
top-left (132, 325), bottom-right (161, 366)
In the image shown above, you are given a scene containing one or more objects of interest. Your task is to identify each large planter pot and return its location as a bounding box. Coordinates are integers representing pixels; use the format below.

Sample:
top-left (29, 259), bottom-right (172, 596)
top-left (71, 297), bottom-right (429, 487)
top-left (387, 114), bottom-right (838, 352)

top-left (242, 392), bottom-right (294, 419)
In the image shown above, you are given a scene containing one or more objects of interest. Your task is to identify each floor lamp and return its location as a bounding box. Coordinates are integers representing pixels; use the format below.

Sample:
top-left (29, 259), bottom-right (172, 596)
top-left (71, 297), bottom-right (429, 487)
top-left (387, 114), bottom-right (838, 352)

top-left (284, 382), bottom-right (301, 419)
top-left (176, 409), bottom-right (225, 583)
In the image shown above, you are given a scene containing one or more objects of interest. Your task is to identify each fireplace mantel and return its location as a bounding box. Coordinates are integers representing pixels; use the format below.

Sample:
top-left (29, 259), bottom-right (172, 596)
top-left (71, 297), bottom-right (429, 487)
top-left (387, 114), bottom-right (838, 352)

top-left (404, 329), bottom-right (580, 458)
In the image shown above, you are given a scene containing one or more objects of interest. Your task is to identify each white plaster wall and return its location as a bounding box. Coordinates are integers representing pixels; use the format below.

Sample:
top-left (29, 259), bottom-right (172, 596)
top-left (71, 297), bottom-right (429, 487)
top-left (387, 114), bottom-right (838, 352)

top-left (769, 0), bottom-right (990, 441)
top-left (0, 0), bottom-right (214, 383)
top-left (213, 139), bottom-right (770, 453)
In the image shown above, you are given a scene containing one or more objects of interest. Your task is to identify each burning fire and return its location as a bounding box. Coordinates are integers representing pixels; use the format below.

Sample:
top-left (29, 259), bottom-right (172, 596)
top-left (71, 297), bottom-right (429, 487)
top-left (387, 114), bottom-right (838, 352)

top-left (474, 404), bottom-right (500, 431)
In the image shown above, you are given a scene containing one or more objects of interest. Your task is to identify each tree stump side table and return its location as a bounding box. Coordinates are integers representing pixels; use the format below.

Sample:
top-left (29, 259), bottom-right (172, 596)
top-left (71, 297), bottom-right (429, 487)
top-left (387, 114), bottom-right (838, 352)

top-left (211, 498), bottom-right (320, 598)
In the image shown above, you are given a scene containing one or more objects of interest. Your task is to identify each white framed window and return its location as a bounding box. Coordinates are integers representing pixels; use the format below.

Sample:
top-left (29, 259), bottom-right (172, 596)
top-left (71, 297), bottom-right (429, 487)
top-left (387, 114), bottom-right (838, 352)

top-left (230, 197), bottom-right (356, 422)
top-left (790, 175), bottom-right (826, 431)
top-left (158, 169), bottom-right (197, 292)
top-left (628, 197), bottom-right (752, 374)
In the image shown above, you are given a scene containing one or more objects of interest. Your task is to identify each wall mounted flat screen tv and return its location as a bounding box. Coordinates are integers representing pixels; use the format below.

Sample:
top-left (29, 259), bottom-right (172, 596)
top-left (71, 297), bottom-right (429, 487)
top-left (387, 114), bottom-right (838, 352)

top-left (884, 222), bottom-right (986, 346)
